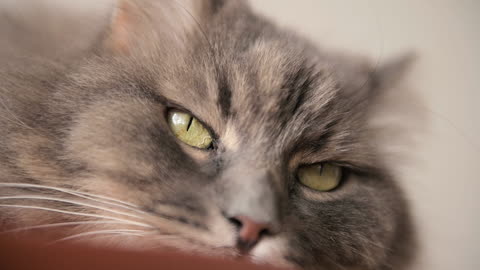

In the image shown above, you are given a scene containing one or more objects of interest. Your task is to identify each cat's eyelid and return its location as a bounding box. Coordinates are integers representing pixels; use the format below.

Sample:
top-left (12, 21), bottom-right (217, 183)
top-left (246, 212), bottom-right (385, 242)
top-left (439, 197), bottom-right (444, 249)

top-left (297, 160), bottom-right (365, 175)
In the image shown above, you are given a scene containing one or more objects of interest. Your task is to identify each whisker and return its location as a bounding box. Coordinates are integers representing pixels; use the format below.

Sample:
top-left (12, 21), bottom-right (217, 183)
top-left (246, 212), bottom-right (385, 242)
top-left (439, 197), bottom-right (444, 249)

top-left (0, 195), bottom-right (145, 220)
top-left (0, 204), bottom-right (152, 228)
top-left (1, 220), bottom-right (130, 234)
top-left (53, 229), bottom-right (148, 243)
top-left (0, 183), bottom-right (141, 209)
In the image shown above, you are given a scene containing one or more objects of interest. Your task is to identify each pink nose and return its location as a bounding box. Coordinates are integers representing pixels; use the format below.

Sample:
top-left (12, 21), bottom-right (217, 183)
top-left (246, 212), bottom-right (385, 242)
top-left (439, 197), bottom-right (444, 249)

top-left (230, 215), bottom-right (271, 253)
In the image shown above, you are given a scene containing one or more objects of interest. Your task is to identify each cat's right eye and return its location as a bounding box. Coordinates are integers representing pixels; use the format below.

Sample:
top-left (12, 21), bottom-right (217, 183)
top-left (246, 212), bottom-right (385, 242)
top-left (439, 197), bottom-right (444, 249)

top-left (297, 163), bottom-right (342, 192)
top-left (167, 110), bottom-right (213, 149)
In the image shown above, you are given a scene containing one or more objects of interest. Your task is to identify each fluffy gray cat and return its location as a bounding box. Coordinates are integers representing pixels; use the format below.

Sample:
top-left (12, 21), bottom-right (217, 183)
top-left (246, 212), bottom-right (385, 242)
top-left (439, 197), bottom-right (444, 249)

top-left (0, 0), bottom-right (415, 269)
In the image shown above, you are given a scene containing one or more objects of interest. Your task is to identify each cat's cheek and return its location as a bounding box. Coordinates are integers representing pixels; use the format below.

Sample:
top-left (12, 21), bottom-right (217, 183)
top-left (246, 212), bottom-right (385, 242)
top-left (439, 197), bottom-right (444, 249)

top-left (251, 237), bottom-right (297, 268)
top-left (176, 142), bottom-right (212, 163)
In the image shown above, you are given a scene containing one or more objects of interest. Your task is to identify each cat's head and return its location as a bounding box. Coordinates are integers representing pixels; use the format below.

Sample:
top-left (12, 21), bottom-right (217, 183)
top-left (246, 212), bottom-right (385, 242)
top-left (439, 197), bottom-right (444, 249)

top-left (1, 0), bottom-right (415, 269)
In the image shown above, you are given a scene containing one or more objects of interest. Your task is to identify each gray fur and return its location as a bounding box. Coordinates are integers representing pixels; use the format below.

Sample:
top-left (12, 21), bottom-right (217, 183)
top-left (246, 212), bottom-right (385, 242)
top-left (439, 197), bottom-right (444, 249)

top-left (0, 1), bottom-right (415, 269)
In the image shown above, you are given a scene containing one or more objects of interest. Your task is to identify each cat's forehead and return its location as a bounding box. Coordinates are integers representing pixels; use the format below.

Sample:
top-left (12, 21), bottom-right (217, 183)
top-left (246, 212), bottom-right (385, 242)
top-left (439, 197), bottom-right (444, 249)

top-left (133, 6), bottom-right (376, 160)
top-left (152, 40), bottom-right (361, 156)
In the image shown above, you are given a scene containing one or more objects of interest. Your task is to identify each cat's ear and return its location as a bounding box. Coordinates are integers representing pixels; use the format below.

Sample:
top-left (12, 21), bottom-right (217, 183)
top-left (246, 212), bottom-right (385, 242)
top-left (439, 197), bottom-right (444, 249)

top-left (103, 0), bottom-right (145, 54)
top-left (103, 0), bottom-right (243, 54)
top-left (373, 53), bottom-right (416, 91)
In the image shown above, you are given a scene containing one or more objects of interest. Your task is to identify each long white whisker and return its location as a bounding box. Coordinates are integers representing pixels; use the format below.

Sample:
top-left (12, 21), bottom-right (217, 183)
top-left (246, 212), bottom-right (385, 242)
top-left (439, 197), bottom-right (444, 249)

top-left (1, 221), bottom-right (131, 234)
top-left (0, 195), bottom-right (145, 220)
top-left (0, 183), bottom-right (139, 208)
top-left (0, 204), bottom-right (152, 228)
top-left (53, 229), bottom-right (148, 243)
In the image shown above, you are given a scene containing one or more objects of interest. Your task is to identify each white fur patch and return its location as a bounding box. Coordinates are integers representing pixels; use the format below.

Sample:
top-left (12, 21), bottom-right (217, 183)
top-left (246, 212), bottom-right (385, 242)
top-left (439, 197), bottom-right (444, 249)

top-left (251, 237), bottom-right (295, 268)
top-left (223, 124), bottom-right (241, 152)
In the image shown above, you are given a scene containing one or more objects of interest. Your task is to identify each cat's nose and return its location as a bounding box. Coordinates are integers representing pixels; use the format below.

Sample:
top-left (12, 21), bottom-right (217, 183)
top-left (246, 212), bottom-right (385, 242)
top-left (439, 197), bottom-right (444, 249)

top-left (229, 215), bottom-right (272, 253)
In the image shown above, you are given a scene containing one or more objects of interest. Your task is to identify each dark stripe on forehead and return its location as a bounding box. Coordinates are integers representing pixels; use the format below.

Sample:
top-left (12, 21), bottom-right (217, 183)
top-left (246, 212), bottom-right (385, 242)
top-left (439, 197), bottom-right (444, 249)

top-left (280, 63), bottom-right (321, 117)
top-left (217, 72), bottom-right (232, 117)
top-left (210, 0), bottom-right (227, 13)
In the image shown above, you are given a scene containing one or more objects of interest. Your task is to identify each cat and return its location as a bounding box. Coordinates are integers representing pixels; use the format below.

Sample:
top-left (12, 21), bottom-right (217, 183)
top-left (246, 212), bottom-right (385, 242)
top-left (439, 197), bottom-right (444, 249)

top-left (0, 0), bottom-right (416, 269)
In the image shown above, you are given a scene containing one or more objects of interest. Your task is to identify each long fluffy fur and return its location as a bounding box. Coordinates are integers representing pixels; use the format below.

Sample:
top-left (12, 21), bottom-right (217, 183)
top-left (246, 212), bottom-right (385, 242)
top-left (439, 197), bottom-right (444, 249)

top-left (0, 1), bottom-right (416, 269)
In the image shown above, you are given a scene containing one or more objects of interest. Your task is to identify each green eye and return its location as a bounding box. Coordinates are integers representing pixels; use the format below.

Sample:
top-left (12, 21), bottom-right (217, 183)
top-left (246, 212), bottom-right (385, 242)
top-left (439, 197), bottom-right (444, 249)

top-left (168, 110), bottom-right (213, 149)
top-left (297, 163), bottom-right (342, 192)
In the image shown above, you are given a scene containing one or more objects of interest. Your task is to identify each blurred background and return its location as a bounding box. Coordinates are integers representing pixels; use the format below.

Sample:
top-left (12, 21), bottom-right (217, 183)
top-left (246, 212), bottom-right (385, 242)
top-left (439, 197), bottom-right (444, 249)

top-left (0, 0), bottom-right (478, 269)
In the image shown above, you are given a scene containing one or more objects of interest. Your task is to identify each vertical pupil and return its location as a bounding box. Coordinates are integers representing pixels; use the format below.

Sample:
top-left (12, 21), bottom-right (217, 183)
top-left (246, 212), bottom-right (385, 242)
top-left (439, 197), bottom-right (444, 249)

top-left (186, 116), bottom-right (194, 131)
top-left (317, 164), bottom-right (324, 175)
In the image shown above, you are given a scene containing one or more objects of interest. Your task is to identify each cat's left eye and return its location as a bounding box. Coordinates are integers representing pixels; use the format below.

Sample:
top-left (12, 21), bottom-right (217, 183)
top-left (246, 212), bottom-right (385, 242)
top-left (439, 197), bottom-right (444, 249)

top-left (167, 110), bottom-right (213, 149)
top-left (297, 163), bottom-right (342, 192)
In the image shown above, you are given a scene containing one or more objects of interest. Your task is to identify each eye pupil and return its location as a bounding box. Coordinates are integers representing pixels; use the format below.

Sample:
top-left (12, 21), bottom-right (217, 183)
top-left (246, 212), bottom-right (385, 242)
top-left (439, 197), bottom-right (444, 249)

top-left (186, 116), bottom-right (194, 131)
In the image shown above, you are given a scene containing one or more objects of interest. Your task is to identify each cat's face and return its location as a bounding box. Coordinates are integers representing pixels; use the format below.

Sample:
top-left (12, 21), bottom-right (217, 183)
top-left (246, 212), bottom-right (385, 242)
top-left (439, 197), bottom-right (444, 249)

top-left (0, 0), bottom-right (414, 269)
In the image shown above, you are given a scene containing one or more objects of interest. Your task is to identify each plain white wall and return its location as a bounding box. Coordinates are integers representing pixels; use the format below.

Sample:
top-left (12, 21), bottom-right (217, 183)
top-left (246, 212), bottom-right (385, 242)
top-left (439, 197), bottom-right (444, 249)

top-left (0, 1), bottom-right (478, 269)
